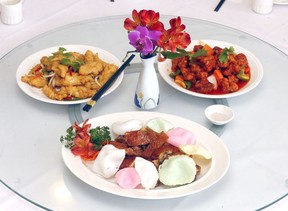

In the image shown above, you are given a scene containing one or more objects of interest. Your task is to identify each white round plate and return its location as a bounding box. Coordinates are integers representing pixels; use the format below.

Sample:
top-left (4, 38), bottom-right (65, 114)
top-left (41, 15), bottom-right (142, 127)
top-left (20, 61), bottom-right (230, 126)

top-left (158, 40), bottom-right (264, 99)
top-left (16, 45), bottom-right (123, 105)
top-left (274, 0), bottom-right (288, 5)
top-left (62, 111), bottom-right (230, 199)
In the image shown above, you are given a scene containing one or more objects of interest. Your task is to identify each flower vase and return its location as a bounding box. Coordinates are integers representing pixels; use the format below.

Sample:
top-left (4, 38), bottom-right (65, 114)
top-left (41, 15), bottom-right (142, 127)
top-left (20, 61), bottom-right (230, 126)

top-left (134, 54), bottom-right (160, 110)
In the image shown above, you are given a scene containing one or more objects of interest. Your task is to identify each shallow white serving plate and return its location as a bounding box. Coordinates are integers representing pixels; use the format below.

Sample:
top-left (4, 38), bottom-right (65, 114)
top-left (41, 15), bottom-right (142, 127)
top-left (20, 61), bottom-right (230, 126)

top-left (62, 111), bottom-right (230, 199)
top-left (16, 45), bottom-right (123, 105)
top-left (274, 0), bottom-right (288, 5)
top-left (158, 40), bottom-right (264, 99)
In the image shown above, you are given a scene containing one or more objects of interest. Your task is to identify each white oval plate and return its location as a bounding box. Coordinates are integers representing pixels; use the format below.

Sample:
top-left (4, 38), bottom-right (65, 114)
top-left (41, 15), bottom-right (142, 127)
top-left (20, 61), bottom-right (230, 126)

top-left (158, 40), bottom-right (264, 99)
top-left (62, 111), bottom-right (230, 199)
top-left (16, 45), bottom-right (123, 105)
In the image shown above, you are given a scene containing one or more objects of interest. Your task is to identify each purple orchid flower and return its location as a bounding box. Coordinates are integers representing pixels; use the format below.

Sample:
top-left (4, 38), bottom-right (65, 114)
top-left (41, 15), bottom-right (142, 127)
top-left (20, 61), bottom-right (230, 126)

top-left (128, 26), bottom-right (162, 56)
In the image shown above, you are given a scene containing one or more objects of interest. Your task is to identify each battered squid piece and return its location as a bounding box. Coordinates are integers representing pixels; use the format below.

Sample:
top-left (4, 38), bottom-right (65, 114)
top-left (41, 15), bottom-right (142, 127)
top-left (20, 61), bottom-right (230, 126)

top-left (65, 86), bottom-right (96, 99)
top-left (83, 50), bottom-right (95, 63)
top-left (78, 62), bottom-right (103, 75)
top-left (21, 75), bottom-right (47, 88)
top-left (42, 85), bottom-right (68, 100)
top-left (51, 62), bottom-right (68, 78)
top-left (54, 74), bottom-right (94, 87)
top-left (95, 64), bottom-right (118, 86)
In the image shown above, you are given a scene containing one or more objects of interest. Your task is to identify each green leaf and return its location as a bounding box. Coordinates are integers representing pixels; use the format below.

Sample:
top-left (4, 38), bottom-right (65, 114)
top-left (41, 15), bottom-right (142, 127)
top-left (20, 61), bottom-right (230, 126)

top-left (161, 51), bottom-right (186, 59)
top-left (60, 58), bottom-right (71, 66)
top-left (218, 47), bottom-right (235, 63)
top-left (58, 47), bottom-right (67, 53)
top-left (60, 126), bottom-right (76, 149)
top-left (176, 48), bottom-right (188, 53)
top-left (184, 81), bottom-right (192, 89)
top-left (190, 49), bottom-right (207, 60)
top-left (169, 69), bottom-right (181, 79)
top-left (76, 59), bottom-right (85, 65)
top-left (90, 126), bottom-right (111, 150)
top-left (70, 62), bottom-right (81, 71)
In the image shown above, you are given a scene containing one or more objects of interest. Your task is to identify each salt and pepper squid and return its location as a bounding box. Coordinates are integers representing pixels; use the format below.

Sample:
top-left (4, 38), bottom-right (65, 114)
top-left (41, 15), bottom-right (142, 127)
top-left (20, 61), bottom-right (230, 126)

top-left (21, 47), bottom-right (118, 101)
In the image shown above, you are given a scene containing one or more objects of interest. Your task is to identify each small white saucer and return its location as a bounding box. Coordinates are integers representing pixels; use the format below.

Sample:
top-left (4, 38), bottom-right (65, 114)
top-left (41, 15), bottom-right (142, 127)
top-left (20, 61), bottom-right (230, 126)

top-left (205, 105), bottom-right (234, 125)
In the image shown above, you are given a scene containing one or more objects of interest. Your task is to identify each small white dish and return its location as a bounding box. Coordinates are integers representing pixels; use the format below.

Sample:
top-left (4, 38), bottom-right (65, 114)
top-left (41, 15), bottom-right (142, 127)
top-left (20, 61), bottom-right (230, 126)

top-left (205, 105), bottom-right (234, 125)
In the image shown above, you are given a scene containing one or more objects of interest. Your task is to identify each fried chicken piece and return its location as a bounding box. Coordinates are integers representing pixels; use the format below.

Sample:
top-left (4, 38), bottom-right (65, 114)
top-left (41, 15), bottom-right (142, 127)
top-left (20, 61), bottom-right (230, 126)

top-left (199, 55), bottom-right (216, 72)
top-left (54, 73), bottom-right (94, 86)
top-left (42, 85), bottom-right (68, 100)
top-left (235, 53), bottom-right (248, 67)
top-left (21, 75), bottom-right (47, 88)
top-left (65, 86), bottom-right (96, 99)
top-left (51, 62), bottom-right (68, 78)
top-left (194, 78), bottom-right (214, 94)
top-left (78, 62), bottom-right (103, 75)
top-left (221, 77), bottom-right (239, 93)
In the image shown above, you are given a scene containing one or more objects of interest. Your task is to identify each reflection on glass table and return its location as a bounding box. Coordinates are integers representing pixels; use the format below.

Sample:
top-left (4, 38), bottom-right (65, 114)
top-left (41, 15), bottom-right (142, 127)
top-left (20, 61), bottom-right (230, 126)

top-left (0, 15), bottom-right (288, 211)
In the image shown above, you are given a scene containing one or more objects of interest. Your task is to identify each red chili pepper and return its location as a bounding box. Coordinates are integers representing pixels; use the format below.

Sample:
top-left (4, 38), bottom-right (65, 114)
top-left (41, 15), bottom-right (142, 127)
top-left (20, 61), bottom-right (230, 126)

top-left (69, 66), bottom-right (73, 76)
top-left (34, 65), bottom-right (42, 72)
top-left (64, 95), bottom-right (73, 100)
top-left (244, 66), bottom-right (250, 74)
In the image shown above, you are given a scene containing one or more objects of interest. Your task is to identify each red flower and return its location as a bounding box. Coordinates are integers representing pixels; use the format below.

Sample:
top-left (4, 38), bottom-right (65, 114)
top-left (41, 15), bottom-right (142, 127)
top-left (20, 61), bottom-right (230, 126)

top-left (158, 17), bottom-right (191, 52)
top-left (124, 9), bottom-right (164, 31)
top-left (70, 119), bottom-right (99, 161)
top-left (124, 10), bottom-right (191, 59)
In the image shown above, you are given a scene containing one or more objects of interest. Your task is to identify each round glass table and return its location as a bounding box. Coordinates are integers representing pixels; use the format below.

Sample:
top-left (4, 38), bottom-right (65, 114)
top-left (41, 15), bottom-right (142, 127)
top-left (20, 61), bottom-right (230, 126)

top-left (1, 15), bottom-right (288, 210)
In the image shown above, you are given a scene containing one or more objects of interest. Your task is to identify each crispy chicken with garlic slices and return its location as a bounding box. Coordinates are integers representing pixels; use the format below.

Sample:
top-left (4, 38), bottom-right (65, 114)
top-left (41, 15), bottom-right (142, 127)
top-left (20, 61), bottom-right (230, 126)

top-left (21, 47), bottom-right (118, 101)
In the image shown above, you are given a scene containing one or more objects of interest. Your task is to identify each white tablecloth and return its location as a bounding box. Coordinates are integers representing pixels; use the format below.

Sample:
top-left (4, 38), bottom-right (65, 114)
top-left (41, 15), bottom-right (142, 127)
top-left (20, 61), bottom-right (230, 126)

top-left (0, 0), bottom-right (287, 210)
top-left (0, 0), bottom-right (287, 59)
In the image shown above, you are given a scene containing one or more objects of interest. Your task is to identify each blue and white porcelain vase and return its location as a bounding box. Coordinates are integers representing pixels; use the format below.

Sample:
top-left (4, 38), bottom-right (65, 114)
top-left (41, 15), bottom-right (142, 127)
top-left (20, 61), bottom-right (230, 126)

top-left (134, 54), bottom-right (160, 110)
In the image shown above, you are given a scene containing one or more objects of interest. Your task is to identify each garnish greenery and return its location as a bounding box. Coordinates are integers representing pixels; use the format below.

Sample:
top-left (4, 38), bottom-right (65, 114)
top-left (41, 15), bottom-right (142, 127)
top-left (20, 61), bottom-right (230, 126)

top-left (169, 69), bottom-right (181, 78)
top-left (47, 47), bottom-right (85, 71)
top-left (218, 47), bottom-right (235, 63)
top-left (60, 127), bottom-right (75, 149)
top-left (90, 126), bottom-right (111, 150)
top-left (60, 58), bottom-right (84, 72)
top-left (160, 48), bottom-right (207, 61)
top-left (60, 125), bottom-right (111, 150)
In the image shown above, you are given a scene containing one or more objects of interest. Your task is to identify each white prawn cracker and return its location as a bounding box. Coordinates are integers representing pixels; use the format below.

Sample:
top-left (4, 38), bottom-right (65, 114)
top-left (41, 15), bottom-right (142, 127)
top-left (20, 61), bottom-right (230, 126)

top-left (92, 144), bottom-right (125, 178)
top-left (134, 157), bottom-right (159, 189)
top-left (111, 119), bottom-right (143, 135)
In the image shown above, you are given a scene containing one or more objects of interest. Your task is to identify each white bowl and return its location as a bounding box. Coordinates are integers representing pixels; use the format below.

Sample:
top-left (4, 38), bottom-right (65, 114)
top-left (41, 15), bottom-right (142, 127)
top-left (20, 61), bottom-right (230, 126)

top-left (205, 105), bottom-right (234, 125)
